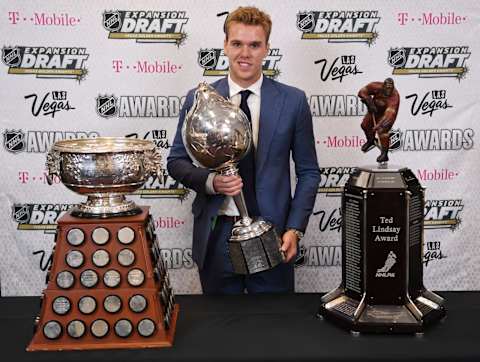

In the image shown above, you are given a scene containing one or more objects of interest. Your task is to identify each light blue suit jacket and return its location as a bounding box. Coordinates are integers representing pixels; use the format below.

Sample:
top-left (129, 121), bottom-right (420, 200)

top-left (167, 77), bottom-right (320, 269)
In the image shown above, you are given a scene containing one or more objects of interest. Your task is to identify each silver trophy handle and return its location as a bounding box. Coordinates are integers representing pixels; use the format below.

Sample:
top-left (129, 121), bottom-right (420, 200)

top-left (45, 149), bottom-right (61, 185)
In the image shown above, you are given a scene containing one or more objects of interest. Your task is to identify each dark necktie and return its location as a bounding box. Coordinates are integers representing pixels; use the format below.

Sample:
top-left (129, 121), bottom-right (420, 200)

top-left (238, 90), bottom-right (260, 216)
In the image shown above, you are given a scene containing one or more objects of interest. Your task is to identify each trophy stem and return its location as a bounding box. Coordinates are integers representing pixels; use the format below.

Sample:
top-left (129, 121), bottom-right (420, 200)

top-left (73, 194), bottom-right (141, 218)
top-left (233, 192), bottom-right (252, 226)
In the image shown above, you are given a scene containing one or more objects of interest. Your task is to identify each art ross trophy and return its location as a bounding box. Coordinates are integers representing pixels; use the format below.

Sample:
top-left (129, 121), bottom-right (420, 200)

top-left (182, 82), bottom-right (284, 274)
top-left (28, 138), bottom-right (178, 351)
top-left (318, 79), bottom-right (446, 333)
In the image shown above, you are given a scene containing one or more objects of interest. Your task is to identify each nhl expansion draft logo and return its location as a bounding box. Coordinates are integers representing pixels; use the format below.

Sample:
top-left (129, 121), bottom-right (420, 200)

top-left (198, 48), bottom-right (282, 78)
top-left (96, 95), bottom-right (118, 117)
top-left (317, 167), bottom-right (356, 196)
top-left (102, 10), bottom-right (188, 45)
top-left (388, 46), bottom-right (471, 79)
top-left (12, 203), bottom-right (75, 232)
top-left (375, 251), bottom-right (396, 278)
top-left (3, 129), bottom-right (26, 153)
top-left (2, 45), bottom-right (89, 81)
top-left (424, 199), bottom-right (463, 230)
top-left (296, 10), bottom-right (380, 45)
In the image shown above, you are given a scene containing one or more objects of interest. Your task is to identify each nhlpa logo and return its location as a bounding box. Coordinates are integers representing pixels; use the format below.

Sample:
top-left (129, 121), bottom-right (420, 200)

top-left (375, 251), bottom-right (397, 277)
top-left (103, 11), bottom-right (122, 31)
top-left (2, 46), bottom-right (21, 67)
top-left (12, 204), bottom-right (30, 224)
top-left (296, 12), bottom-right (315, 32)
top-left (198, 50), bottom-right (217, 69)
top-left (96, 95), bottom-right (118, 117)
top-left (388, 48), bottom-right (407, 68)
top-left (3, 129), bottom-right (26, 153)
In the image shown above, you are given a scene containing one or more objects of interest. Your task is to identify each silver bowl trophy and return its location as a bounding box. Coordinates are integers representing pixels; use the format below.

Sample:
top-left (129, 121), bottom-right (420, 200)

top-left (29, 137), bottom-right (178, 351)
top-left (318, 80), bottom-right (446, 333)
top-left (182, 82), bottom-right (284, 274)
top-left (46, 137), bottom-right (162, 217)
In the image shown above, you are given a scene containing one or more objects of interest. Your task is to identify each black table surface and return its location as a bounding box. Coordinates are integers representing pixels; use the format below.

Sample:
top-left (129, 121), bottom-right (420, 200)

top-left (0, 292), bottom-right (478, 362)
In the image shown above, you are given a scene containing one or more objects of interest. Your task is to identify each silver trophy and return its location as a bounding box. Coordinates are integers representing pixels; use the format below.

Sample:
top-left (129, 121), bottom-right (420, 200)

top-left (46, 137), bottom-right (161, 217)
top-left (182, 82), bottom-right (284, 274)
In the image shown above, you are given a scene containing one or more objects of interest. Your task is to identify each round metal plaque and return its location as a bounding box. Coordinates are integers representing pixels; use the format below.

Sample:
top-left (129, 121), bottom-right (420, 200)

top-left (78, 296), bottom-right (97, 315)
top-left (52, 296), bottom-right (71, 315)
top-left (66, 228), bottom-right (85, 246)
top-left (118, 227), bottom-right (135, 244)
top-left (91, 319), bottom-right (109, 338)
top-left (65, 250), bottom-right (84, 269)
top-left (103, 269), bottom-right (121, 288)
top-left (43, 320), bottom-right (62, 339)
top-left (129, 294), bottom-right (147, 313)
top-left (92, 249), bottom-right (110, 267)
top-left (127, 268), bottom-right (145, 287)
top-left (80, 269), bottom-right (99, 288)
top-left (56, 270), bottom-right (75, 289)
top-left (104, 295), bottom-right (122, 313)
top-left (137, 318), bottom-right (156, 337)
top-left (92, 227), bottom-right (110, 245)
top-left (67, 320), bottom-right (86, 339)
top-left (114, 319), bottom-right (133, 338)
top-left (117, 248), bottom-right (135, 267)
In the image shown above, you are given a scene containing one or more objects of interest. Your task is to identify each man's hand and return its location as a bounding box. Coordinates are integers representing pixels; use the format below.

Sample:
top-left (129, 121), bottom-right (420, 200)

top-left (213, 174), bottom-right (243, 196)
top-left (280, 230), bottom-right (299, 263)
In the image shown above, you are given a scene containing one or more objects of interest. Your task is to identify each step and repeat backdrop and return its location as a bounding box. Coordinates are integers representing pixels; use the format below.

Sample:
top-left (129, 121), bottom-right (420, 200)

top-left (0, 0), bottom-right (479, 296)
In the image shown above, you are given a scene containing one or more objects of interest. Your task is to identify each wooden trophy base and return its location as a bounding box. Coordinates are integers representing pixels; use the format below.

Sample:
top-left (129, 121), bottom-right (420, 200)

top-left (27, 207), bottom-right (178, 351)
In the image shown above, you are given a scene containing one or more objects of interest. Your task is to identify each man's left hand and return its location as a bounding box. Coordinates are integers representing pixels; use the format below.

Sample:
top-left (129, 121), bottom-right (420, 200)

top-left (280, 230), bottom-right (299, 263)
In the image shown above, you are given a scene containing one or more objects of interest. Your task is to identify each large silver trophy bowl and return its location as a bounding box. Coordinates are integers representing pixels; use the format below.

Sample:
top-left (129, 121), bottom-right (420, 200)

top-left (182, 82), bottom-right (284, 274)
top-left (46, 137), bottom-right (161, 217)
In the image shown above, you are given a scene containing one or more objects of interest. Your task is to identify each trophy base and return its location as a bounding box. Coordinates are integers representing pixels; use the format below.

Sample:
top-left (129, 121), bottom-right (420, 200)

top-left (228, 217), bottom-right (284, 275)
top-left (74, 195), bottom-right (141, 218)
top-left (318, 287), bottom-right (446, 334)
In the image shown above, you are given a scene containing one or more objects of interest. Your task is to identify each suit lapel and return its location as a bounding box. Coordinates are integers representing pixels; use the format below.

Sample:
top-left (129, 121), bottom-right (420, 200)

top-left (257, 78), bottom-right (283, 173)
top-left (214, 77), bottom-right (229, 99)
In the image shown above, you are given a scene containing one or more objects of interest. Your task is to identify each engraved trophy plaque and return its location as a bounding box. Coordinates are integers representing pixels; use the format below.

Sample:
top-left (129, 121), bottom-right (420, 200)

top-left (318, 82), bottom-right (446, 333)
top-left (182, 82), bottom-right (284, 274)
top-left (28, 138), bottom-right (178, 351)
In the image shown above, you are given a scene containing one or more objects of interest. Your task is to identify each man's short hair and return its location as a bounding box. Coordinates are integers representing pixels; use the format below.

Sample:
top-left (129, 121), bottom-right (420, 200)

top-left (224, 6), bottom-right (272, 42)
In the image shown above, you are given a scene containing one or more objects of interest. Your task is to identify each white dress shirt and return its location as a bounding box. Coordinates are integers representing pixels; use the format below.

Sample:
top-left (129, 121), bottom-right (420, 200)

top-left (205, 74), bottom-right (263, 216)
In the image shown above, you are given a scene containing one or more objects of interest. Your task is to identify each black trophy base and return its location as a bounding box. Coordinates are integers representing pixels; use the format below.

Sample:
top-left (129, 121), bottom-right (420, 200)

top-left (228, 225), bottom-right (284, 275)
top-left (318, 288), bottom-right (446, 334)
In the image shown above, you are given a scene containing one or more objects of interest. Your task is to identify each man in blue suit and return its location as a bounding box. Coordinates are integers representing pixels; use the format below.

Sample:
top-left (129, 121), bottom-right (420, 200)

top-left (167, 6), bottom-right (320, 294)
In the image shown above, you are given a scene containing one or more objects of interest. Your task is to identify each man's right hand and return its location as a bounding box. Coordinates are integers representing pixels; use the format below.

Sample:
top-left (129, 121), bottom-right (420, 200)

top-left (213, 174), bottom-right (243, 196)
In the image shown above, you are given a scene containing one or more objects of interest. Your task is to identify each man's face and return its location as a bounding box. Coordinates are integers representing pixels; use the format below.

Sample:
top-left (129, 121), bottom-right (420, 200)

top-left (383, 82), bottom-right (394, 97)
top-left (224, 21), bottom-right (269, 88)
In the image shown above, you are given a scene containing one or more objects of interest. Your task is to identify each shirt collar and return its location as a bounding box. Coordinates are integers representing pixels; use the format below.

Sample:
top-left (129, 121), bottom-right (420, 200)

top-left (228, 73), bottom-right (263, 98)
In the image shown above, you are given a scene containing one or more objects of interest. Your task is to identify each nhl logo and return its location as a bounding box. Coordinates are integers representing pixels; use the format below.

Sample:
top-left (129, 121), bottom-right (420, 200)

top-left (103, 11), bottom-right (122, 31)
top-left (389, 129), bottom-right (402, 151)
top-left (3, 129), bottom-right (26, 153)
top-left (12, 204), bottom-right (30, 224)
top-left (96, 95), bottom-right (118, 118)
top-left (296, 12), bottom-right (315, 32)
top-left (2, 46), bottom-right (21, 67)
top-left (198, 50), bottom-right (217, 70)
top-left (388, 48), bottom-right (407, 68)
